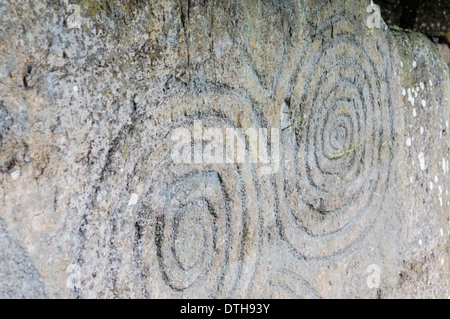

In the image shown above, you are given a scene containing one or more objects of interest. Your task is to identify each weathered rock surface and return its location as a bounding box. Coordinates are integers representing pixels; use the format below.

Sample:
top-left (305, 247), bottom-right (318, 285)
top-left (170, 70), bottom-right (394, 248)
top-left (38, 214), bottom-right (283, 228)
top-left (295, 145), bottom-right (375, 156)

top-left (0, 0), bottom-right (448, 298)
top-left (0, 218), bottom-right (46, 298)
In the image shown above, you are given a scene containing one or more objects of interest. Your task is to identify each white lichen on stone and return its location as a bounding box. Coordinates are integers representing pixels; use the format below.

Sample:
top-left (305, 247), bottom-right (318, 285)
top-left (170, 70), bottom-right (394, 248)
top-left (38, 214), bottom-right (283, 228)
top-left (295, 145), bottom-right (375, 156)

top-left (406, 137), bottom-right (412, 147)
top-left (418, 152), bottom-right (427, 171)
top-left (128, 193), bottom-right (139, 206)
top-left (9, 170), bottom-right (20, 181)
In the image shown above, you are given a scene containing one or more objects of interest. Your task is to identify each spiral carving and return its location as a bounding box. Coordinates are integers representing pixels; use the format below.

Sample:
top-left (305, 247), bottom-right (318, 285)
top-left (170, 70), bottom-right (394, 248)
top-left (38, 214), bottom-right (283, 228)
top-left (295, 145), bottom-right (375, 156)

top-left (79, 1), bottom-right (398, 298)
top-left (278, 9), bottom-right (394, 259)
top-left (130, 91), bottom-right (263, 298)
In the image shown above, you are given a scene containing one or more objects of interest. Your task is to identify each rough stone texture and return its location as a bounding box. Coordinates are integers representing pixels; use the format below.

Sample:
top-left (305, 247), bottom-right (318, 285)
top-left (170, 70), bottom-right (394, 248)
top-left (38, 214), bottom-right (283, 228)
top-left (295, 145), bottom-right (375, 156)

top-left (0, 218), bottom-right (47, 298)
top-left (0, 0), bottom-right (448, 299)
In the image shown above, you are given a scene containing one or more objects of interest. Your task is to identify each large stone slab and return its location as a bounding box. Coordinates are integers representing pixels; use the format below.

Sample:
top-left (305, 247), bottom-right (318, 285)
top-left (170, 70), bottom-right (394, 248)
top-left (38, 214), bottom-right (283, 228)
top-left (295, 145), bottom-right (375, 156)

top-left (0, 0), bottom-right (448, 298)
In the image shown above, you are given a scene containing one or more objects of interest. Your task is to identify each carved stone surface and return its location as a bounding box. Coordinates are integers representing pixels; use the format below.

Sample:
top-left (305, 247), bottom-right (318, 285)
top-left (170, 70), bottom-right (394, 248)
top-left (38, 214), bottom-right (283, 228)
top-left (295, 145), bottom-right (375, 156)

top-left (0, 0), bottom-right (448, 298)
top-left (0, 218), bottom-right (46, 298)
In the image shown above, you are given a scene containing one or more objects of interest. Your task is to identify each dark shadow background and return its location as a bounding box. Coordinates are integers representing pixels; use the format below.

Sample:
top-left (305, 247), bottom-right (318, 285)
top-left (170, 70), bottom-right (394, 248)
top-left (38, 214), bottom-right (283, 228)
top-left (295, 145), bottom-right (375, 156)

top-left (375, 0), bottom-right (449, 44)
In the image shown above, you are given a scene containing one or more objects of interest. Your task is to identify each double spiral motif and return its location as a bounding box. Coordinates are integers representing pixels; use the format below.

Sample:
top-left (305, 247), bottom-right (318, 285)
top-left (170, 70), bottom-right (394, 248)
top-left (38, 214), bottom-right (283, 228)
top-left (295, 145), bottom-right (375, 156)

top-left (83, 2), bottom-right (396, 297)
